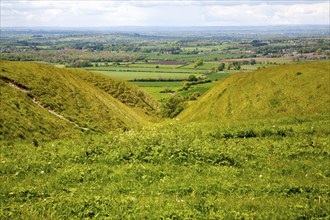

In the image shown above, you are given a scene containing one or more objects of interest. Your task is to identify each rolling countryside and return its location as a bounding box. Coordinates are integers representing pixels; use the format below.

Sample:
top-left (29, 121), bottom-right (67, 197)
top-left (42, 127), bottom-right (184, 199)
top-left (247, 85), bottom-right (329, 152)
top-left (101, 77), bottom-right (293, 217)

top-left (1, 3), bottom-right (330, 217)
top-left (1, 58), bottom-right (329, 219)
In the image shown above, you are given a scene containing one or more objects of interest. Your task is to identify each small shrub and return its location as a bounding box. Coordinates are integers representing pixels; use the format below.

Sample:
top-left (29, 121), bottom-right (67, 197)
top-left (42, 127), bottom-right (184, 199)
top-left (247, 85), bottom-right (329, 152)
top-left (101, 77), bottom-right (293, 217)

top-left (160, 88), bottom-right (175, 94)
top-left (236, 129), bottom-right (257, 138)
top-left (160, 95), bottom-right (185, 118)
top-left (260, 129), bottom-right (274, 137)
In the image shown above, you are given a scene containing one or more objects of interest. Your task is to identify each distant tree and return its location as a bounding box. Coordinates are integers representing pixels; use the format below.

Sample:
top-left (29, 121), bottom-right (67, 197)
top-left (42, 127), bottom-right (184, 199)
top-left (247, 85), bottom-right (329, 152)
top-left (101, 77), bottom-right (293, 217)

top-left (193, 58), bottom-right (203, 68)
top-left (242, 60), bottom-right (249, 65)
top-left (68, 60), bottom-right (92, 67)
top-left (182, 81), bottom-right (190, 90)
top-left (250, 59), bottom-right (257, 65)
top-left (186, 92), bottom-right (201, 101)
top-left (212, 63), bottom-right (225, 72)
top-left (188, 75), bottom-right (198, 82)
top-left (160, 96), bottom-right (185, 118)
top-left (234, 63), bottom-right (241, 70)
top-left (218, 62), bottom-right (225, 71)
top-left (232, 61), bottom-right (241, 70)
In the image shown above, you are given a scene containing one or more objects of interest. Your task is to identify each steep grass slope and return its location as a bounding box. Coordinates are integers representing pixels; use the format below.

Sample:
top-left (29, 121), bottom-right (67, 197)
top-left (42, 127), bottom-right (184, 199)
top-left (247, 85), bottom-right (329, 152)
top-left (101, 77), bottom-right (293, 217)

top-left (0, 79), bottom-right (82, 141)
top-left (178, 62), bottom-right (330, 122)
top-left (0, 61), bottom-right (159, 142)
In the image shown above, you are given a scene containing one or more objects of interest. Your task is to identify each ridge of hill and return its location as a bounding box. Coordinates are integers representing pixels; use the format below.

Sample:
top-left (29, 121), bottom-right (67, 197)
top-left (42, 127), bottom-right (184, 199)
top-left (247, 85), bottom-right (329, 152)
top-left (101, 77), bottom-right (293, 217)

top-left (0, 61), bottom-right (159, 142)
top-left (178, 62), bottom-right (330, 123)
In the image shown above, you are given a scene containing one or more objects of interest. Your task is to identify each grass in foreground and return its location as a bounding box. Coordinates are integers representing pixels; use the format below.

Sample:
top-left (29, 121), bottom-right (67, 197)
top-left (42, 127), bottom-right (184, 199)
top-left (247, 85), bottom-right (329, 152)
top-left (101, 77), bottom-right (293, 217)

top-left (1, 115), bottom-right (329, 219)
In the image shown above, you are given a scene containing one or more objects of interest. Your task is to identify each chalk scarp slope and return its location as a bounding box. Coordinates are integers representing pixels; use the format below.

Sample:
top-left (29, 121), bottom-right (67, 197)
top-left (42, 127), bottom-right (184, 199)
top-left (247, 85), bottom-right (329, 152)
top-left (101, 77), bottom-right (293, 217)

top-left (178, 62), bottom-right (330, 122)
top-left (0, 61), bottom-right (159, 141)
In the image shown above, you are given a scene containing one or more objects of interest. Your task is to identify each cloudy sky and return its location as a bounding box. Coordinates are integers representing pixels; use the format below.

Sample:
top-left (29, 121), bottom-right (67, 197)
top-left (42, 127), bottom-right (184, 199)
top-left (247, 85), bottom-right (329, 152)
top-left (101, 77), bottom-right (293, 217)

top-left (1, 0), bottom-right (329, 27)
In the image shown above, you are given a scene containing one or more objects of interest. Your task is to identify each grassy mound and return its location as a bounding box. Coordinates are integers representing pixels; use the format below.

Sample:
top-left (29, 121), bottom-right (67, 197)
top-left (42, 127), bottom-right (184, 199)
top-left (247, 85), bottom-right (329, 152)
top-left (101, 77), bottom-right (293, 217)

top-left (0, 61), bottom-right (159, 142)
top-left (178, 62), bottom-right (330, 122)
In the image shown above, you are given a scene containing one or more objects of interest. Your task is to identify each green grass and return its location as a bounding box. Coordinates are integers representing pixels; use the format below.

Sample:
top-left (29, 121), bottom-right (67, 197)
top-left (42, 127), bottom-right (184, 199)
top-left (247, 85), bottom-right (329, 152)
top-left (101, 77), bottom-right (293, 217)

top-left (133, 80), bottom-right (220, 101)
top-left (0, 61), bottom-right (160, 142)
top-left (1, 61), bottom-right (330, 218)
top-left (90, 70), bottom-right (203, 81)
top-left (207, 72), bottom-right (233, 81)
top-left (179, 87), bottom-right (211, 97)
top-left (86, 67), bottom-right (203, 74)
top-left (132, 81), bottom-right (183, 87)
top-left (144, 53), bottom-right (243, 62)
top-left (132, 81), bottom-right (184, 100)
top-left (0, 79), bottom-right (82, 142)
top-left (83, 62), bottom-right (235, 101)
top-left (90, 63), bottom-right (183, 69)
top-left (138, 87), bottom-right (175, 100)
top-left (179, 62), bottom-right (330, 122)
top-left (1, 115), bottom-right (329, 219)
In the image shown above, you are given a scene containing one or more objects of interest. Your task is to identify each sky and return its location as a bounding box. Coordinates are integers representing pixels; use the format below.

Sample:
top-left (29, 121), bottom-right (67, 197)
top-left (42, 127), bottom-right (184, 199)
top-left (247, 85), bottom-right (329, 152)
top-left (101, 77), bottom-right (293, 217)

top-left (1, 0), bottom-right (329, 27)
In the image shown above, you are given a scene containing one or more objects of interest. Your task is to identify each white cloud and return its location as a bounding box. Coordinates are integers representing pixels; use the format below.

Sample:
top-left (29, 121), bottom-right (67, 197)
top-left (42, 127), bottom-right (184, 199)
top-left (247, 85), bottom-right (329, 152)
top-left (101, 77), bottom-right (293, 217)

top-left (0, 0), bottom-right (329, 27)
top-left (207, 2), bottom-right (329, 25)
top-left (270, 3), bottom-right (329, 24)
top-left (102, 3), bottom-right (149, 25)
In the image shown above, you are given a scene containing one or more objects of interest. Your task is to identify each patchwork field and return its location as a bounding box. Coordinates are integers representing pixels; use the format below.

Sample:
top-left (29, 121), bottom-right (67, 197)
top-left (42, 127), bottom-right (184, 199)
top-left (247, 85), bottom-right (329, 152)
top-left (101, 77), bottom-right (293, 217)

top-left (82, 61), bottom-right (239, 100)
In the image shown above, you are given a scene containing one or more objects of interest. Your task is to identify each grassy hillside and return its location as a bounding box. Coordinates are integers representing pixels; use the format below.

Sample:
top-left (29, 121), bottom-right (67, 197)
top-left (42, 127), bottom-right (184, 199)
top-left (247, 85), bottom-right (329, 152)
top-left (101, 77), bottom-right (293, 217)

top-left (0, 61), bottom-right (159, 142)
top-left (1, 61), bottom-right (329, 219)
top-left (0, 79), bottom-right (82, 142)
top-left (178, 62), bottom-right (330, 122)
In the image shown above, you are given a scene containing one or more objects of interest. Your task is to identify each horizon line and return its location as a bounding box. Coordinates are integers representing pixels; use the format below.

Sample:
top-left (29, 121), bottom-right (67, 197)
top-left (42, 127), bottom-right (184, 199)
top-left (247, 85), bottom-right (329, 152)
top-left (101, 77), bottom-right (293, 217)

top-left (1, 24), bottom-right (329, 29)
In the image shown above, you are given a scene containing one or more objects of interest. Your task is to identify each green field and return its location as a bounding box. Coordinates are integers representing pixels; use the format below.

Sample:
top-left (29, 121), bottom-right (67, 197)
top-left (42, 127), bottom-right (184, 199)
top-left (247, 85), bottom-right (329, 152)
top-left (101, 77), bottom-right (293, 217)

top-left (91, 70), bottom-right (202, 81)
top-left (137, 87), bottom-right (175, 100)
top-left (83, 62), bottom-right (230, 100)
top-left (143, 53), bottom-right (244, 61)
top-left (132, 78), bottom-right (221, 100)
top-left (132, 81), bottom-right (183, 100)
top-left (132, 81), bottom-right (184, 87)
top-left (86, 67), bottom-right (204, 74)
